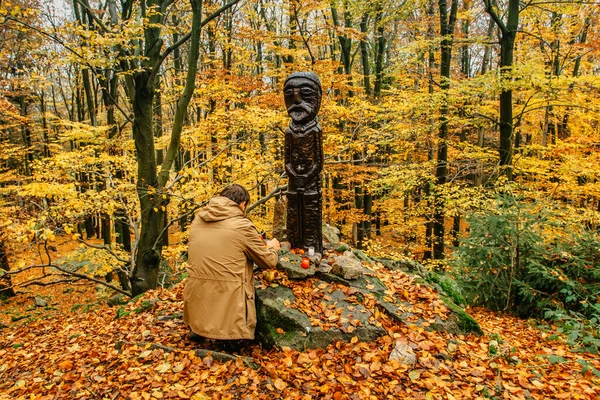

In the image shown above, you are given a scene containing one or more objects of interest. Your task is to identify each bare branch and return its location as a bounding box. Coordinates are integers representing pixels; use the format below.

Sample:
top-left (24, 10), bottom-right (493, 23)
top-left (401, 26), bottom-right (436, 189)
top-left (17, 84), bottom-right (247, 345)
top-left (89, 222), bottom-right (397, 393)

top-left (482, 0), bottom-right (509, 34)
top-left (165, 139), bottom-right (241, 190)
top-left (78, 238), bottom-right (130, 264)
top-left (246, 184), bottom-right (288, 214)
top-left (325, 156), bottom-right (369, 165)
top-left (3, 264), bottom-right (131, 297)
top-left (152, 0), bottom-right (244, 82)
top-left (73, 0), bottom-right (112, 33)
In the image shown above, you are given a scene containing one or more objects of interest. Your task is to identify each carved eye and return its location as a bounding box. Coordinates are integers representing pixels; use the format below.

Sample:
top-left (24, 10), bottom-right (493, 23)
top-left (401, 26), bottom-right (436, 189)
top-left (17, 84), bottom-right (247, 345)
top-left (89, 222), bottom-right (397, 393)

top-left (301, 88), bottom-right (314, 96)
top-left (284, 89), bottom-right (295, 97)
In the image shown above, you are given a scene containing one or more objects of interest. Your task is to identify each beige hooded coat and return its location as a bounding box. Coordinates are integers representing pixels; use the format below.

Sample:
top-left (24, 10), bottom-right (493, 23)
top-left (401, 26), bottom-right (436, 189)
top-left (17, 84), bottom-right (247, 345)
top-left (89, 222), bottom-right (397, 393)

top-left (183, 196), bottom-right (278, 339)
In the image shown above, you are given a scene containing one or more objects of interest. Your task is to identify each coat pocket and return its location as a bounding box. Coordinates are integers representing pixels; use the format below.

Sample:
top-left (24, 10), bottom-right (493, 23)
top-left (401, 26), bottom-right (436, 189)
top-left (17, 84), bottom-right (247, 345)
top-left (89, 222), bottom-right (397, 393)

top-left (244, 285), bottom-right (257, 332)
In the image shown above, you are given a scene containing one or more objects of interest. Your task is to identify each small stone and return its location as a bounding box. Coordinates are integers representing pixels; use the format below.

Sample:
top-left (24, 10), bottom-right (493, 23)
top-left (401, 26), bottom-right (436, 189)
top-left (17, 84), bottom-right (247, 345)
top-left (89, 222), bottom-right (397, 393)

top-left (447, 341), bottom-right (458, 353)
top-left (316, 262), bottom-right (332, 273)
top-left (353, 249), bottom-right (374, 265)
top-left (330, 255), bottom-right (364, 280)
top-left (389, 341), bottom-right (416, 366)
top-left (280, 242), bottom-right (291, 252)
top-left (322, 224), bottom-right (341, 246)
top-left (335, 243), bottom-right (350, 252)
top-left (107, 294), bottom-right (128, 306)
top-left (157, 312), bottom-right (182, 321)
top-left (34, 297), bottom-right (48, 307)
top-left (307, 252), bottom-right (322, 264)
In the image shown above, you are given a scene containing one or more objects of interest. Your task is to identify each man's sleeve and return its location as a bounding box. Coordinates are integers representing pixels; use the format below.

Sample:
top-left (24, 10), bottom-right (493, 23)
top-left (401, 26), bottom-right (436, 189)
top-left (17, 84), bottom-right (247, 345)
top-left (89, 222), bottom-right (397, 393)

top-left (242, 221), bottom-right (278, 269)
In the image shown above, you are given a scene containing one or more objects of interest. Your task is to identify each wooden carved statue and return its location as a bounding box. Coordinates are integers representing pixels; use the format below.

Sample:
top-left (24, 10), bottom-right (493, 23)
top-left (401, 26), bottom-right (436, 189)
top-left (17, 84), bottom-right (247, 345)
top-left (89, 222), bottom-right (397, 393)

top-left (283, 72), bottom-right (323, 254)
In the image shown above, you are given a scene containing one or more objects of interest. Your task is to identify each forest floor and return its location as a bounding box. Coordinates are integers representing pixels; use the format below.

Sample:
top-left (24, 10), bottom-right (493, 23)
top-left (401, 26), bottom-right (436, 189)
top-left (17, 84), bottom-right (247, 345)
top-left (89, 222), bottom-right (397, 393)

top-left (1, 239), bottom-right (599, 399)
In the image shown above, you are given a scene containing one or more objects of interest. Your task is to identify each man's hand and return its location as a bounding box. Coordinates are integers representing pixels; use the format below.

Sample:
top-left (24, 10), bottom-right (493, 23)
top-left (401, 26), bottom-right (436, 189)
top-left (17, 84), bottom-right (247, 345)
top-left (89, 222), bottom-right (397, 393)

top-left (266, 238), bottom-right (280, 252)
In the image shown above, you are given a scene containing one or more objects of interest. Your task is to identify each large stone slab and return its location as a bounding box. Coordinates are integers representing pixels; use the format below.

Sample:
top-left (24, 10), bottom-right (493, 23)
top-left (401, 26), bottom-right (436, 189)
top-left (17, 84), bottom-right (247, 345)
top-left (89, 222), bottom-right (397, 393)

top-left (256, 282), bottom-right (385, 350)
top-left (276, 251), bottom-right (316, 279)
top-left (317, 268), bottom-right (482, 336)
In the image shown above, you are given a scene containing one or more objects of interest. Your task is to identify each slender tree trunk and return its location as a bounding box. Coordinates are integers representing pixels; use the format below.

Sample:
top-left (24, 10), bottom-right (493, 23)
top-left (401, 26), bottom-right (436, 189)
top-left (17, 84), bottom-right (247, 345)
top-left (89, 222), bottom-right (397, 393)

top-left (0, 238), bottom-right (15, 299)
top-left (452, 214), bottom-right (460, 247)
top-left (433, 0), bottom-right (458, 260)
top-left (558, 17), bottom-right (589, 139)
top-left (460, 0), bottom-right (471, 78)
top-left (481, 18), bottom-right (494, 75)
top-left (39, 91), bottom-right (51, 158)
top-left (19, 95), bottom-right (33, 176)
top-left (484, 0), bottom-right (520, 178)
top-left (154, 77), bottom-right (169, 248)
top-left (373, 7), bottom-right (385, 98)
top-left (287, 0), bottom-right (297, 64)
top-left (330, 0), bottom-right (356, 235)
top-left (423, 0), bottom-right (436, 261)
top-left (359, 13), bottom-right (371, 96)
top-left (330, 0), bottom-right (354, 96)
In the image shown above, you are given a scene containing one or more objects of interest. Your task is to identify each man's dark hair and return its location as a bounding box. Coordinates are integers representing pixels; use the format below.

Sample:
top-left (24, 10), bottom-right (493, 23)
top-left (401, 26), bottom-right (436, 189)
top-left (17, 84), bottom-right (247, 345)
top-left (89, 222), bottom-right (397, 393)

top-left (220, 184), bottom-right (250, 205)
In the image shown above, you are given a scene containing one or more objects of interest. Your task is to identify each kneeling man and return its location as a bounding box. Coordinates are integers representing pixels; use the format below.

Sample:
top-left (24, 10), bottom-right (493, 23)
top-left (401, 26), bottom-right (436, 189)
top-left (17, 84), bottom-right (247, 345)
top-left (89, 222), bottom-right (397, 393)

top-left (184, 184), bottom-right (280, 340)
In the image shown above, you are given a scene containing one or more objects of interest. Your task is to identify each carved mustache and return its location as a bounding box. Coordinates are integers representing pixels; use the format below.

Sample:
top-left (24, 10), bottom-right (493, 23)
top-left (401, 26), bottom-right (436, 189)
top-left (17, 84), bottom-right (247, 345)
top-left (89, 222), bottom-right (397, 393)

top-left (287, 103), bottom-right (313, 114)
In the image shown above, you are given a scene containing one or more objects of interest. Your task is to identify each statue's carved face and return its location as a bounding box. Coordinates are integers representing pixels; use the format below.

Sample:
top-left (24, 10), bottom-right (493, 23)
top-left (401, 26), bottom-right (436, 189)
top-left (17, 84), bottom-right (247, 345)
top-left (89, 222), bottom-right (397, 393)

top-left (284, 78), bottom-right (321, 124)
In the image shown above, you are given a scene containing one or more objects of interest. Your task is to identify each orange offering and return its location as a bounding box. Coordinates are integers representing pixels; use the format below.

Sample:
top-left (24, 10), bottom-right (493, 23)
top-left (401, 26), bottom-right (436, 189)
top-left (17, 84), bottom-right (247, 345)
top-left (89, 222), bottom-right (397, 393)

top-left (301, 257), bottom-right (310, 269)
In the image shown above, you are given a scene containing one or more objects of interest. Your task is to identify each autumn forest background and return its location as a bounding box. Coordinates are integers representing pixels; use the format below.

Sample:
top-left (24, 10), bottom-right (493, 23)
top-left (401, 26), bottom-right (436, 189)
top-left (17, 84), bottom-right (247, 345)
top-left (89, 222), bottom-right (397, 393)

top-left (1, 0), bottom-right (600, 398)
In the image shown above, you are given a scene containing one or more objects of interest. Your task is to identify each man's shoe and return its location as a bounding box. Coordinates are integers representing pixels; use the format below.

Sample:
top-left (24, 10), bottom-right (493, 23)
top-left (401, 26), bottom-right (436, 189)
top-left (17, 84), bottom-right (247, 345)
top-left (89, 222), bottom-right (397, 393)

top-left (218, 340), bottom-right (248, 354)
top-left (188, 331), bottom-right (206, 343)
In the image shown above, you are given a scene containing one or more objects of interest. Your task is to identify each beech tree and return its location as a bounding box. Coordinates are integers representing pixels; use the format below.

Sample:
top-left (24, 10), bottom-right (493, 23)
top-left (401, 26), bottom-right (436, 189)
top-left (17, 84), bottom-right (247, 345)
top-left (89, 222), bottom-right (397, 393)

top-left (483, 0), bottom-right (519, 177)
top-left (118, 0), bottom-right (242, 295)
top-left (432, 0), bottom-right (458, 260)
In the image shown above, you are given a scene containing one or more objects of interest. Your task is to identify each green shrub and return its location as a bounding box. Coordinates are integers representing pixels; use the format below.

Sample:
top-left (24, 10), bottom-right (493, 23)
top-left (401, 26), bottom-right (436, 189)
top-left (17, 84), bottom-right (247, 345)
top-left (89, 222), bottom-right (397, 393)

top-left (453, 195), bottom-right (600, 321)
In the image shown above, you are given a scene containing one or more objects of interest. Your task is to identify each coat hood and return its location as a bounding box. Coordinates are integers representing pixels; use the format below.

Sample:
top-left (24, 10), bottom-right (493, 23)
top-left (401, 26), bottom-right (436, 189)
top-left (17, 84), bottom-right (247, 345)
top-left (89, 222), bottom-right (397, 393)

top-left (198, 196), bottom-right (244, 222)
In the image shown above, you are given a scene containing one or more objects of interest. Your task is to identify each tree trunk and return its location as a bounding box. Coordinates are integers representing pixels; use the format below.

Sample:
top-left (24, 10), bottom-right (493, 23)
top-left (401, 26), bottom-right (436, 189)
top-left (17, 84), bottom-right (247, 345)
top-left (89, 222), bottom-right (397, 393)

top-left (132, 0), bottom-right (208, 296)
top-left (423, 0), bottom-right (436, 261)
top-left (330, 0), bottom-right (354, 96)
top-left (373, 7), bottom-right (385, 98)
top-left (0, 238), bottom-right (15, 299)
top-left (460, 0), bottom-right (471, 78)
top-left (359, 13), bottom-right (371, 96)
top-left (484, 0), bottom-right (519, 178)
top-left (433, 0), bottom-right (458, 260)
top-left (480, 18), bottom-right (494, 75)
top-left (19, 95), bottom-right (33, 176)
top-left (39, 90), bottom-right (51, 158)
top-left (558, 17), bottom-right (589, 139)
top-left (131, 69), bottom-right (162, 295)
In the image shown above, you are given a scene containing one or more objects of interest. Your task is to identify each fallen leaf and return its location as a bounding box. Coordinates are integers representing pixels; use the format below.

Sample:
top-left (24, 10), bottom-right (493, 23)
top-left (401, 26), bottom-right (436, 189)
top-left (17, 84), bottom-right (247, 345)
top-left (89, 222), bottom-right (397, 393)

top-left (359, 366), bottom-right (370, 379)
top-left (408, 370), bottom-right (421, 381)
top-left (58, 360), bottom-right (73, 370)
top-left (155, 363), bottom-right (170, 373)
top-left (274, 378), bottom-right (287, 390)
top-left (172, 363), bottom-right (184, 373)
top-left (139, 350), bottom-right (152, 358)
